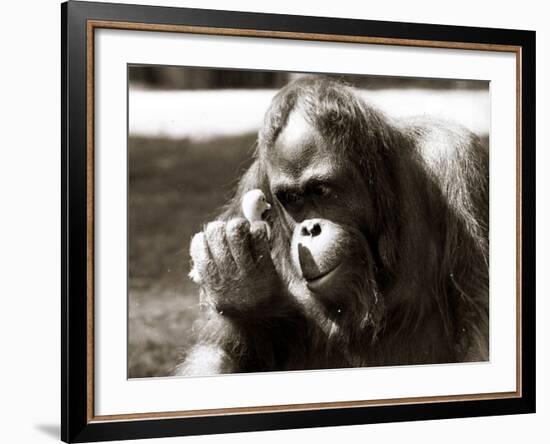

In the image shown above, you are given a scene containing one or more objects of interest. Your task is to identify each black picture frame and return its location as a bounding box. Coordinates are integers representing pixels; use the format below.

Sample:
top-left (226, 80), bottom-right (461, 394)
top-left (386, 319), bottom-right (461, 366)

top-left (61, 1), bottom-right (536, 442)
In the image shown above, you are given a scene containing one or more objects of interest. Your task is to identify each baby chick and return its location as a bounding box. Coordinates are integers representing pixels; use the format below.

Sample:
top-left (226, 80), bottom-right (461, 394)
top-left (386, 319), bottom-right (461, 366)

top-left (241, 189), bottom-right (271, 238)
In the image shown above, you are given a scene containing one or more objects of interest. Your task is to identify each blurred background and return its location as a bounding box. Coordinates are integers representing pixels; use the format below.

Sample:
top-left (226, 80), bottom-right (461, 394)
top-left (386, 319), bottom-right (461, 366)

top-left (128, 66), bottom-right (489, 378)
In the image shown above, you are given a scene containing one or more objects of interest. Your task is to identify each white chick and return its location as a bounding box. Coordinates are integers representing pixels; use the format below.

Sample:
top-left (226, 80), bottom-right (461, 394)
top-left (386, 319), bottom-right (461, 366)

top-left (189, 190), bottom-right (272, 285)
top-left (241, 189), bottom-right (271, 238)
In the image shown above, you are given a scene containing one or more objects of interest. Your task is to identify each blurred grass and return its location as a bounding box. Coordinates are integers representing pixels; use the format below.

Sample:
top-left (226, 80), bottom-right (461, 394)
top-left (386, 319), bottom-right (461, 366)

top-left (128, 133), bottom-right (256, 378)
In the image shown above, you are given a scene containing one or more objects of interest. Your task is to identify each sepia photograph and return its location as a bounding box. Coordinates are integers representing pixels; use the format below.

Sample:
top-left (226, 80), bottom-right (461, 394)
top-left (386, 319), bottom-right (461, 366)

top-left (127, 66), bottom-right (489, 379)
top-left (60, 4), bottom-right (536, 441)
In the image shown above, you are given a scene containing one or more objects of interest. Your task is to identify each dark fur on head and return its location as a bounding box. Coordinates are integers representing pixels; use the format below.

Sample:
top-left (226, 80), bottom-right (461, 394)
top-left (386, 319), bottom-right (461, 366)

top-left (259, 77), bottom-right (402, 277)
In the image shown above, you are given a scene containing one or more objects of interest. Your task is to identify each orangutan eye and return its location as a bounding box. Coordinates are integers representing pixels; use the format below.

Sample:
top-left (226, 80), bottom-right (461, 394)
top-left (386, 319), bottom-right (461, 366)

top-left (309, 184), bottom-right (331, 198)
top-left (276, 190), bottom-right (304, 211)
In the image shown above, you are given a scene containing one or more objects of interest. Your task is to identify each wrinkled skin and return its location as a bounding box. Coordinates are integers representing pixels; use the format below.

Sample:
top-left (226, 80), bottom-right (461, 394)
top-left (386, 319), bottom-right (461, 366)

top-left (176, 77), bottom-right (488, 376)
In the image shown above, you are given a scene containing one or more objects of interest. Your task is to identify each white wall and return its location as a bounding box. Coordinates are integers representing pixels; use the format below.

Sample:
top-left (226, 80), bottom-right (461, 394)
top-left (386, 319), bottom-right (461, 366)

top-left (0, 0), bottom-right (546, 443)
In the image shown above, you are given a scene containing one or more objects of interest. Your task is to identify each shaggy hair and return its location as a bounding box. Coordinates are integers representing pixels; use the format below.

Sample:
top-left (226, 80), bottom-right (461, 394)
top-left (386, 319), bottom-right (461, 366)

top-left (176, 76), bottom-right (489, 375)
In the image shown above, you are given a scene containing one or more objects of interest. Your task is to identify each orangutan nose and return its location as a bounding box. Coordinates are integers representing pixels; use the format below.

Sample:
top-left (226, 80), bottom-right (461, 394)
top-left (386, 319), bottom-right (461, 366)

top-left (300, 219), bottom-right (322, 237)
